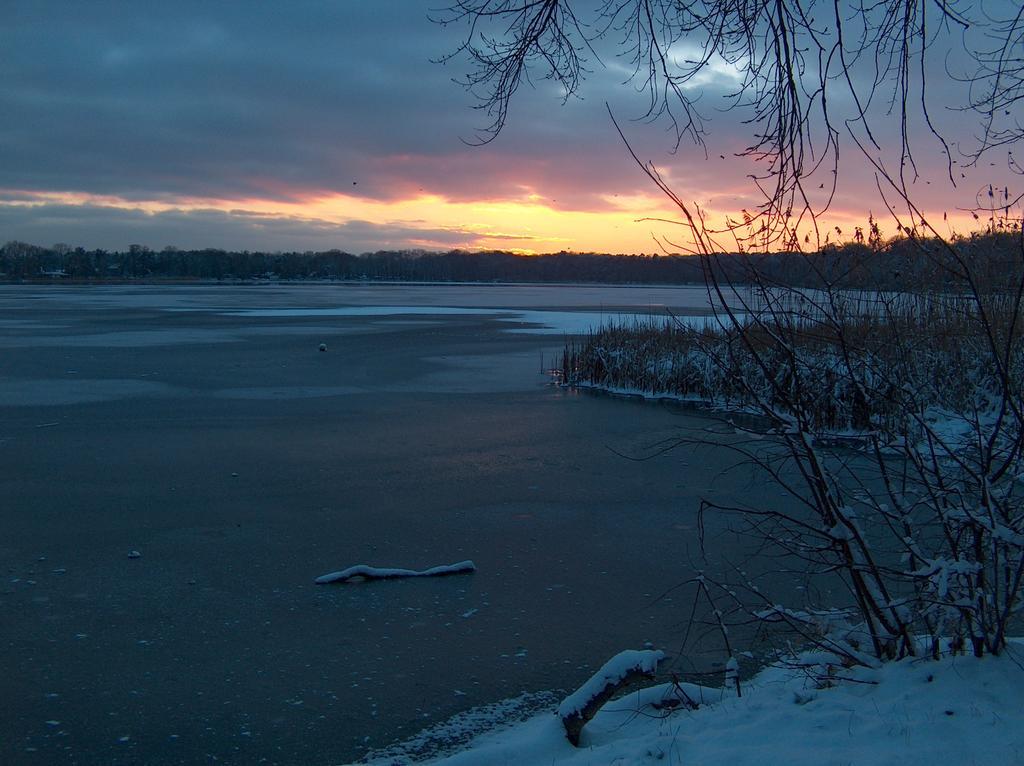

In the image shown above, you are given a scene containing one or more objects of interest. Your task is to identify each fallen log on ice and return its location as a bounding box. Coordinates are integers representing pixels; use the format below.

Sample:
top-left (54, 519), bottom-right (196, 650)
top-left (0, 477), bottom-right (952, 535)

top-left (558, 649), bottom-right (666, 746)
top-left (314, 560), bottom-right (476, 585)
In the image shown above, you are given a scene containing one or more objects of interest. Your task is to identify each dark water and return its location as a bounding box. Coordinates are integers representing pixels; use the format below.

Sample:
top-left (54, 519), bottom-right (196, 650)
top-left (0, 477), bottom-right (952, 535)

top-left (0, 284), bottom-right (785, 765)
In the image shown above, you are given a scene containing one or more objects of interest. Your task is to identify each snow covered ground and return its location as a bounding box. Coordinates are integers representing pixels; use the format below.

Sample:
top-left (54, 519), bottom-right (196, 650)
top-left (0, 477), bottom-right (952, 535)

top-left (358, 644), bottom-right (1024, 766)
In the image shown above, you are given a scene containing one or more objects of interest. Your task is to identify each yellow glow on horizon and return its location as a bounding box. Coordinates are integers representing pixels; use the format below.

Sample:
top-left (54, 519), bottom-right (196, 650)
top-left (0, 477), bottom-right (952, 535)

top-left (0, 187), bottom-right (993, 255)
top-left (296, 193), bottom-right (646, 252)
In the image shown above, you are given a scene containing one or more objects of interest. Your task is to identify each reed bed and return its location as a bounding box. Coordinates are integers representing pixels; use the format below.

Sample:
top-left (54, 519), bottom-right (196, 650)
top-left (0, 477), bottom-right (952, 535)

top-left (560, 291), bottom-right (1023, 435)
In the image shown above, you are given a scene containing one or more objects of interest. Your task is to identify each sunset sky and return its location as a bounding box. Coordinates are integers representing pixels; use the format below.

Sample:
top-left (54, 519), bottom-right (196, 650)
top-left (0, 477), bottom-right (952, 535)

top-left (2, 1), bottom-right (1018, 254)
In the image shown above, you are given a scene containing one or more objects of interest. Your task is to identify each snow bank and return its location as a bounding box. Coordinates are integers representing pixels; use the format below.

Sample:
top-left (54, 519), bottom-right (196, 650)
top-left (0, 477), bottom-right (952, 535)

top-left (360, 645), bottom-right (1024, 766)
top-left (315, 560), bottom-right (476, 584)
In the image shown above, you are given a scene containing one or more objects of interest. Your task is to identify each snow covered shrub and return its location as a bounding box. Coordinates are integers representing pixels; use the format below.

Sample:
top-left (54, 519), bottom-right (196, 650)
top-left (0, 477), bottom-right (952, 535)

top-left (564, 237), bottom-right (1024, 661)
top-left (716, 249), bottom-right (1024, 660)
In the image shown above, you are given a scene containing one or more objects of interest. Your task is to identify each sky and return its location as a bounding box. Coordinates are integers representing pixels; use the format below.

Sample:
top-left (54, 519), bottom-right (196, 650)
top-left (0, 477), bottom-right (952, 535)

top-left (1, 1), bottom-right (1019, 254)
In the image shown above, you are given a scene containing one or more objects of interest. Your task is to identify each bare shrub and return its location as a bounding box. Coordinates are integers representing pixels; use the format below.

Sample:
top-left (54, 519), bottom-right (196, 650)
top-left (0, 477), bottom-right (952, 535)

top-left (440, 0), bottom-right (1024, 664)
top-left (565, 231), bottom-right (1024, 660)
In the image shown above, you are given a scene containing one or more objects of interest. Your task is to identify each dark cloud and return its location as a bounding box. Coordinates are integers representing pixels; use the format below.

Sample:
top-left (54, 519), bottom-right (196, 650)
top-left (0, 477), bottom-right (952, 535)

top-left (2, 3), bottom-right (464, 198)
top-left (0, 203), bottom-right (501, 253)
top-left (0, 3), bottom-right (597, 200)
top-left (0, 0), bottom-right (755, 209)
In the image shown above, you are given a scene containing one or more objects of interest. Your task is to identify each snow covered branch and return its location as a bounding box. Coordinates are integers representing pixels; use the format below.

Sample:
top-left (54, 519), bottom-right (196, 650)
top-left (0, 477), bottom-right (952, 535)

top-left (314, 560), bottom-right (476, 585)
top-left (557, 649), bottom-right (666, 746)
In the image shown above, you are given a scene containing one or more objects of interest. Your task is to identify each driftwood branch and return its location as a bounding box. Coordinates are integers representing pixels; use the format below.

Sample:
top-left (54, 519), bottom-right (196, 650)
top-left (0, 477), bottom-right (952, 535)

top-left (314, 560), bottom-right (476, 585)
top-left (557, 649), bottom-right (666, 746)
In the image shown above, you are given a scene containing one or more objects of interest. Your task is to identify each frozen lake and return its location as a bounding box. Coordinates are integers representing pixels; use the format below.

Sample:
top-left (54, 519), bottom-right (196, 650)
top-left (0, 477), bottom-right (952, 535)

top-left (0, 283), bottom-right (783, 764)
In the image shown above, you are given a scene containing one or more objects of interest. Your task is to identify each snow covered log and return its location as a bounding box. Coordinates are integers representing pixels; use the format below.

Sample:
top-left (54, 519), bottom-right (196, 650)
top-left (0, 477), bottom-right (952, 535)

top-left (558, 649), bottom-right (666, 746)
top-left (314, 560), bottom-right (476, 584)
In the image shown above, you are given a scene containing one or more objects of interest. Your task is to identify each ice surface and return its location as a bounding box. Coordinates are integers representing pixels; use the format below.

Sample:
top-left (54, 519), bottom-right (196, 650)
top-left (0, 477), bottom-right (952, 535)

top-left (222, 305), bottom-right (657, 335)
top-left (219, 305), bottom-right (726, 336)
top-left (213, 385), bottom-right (365, 400)
top-left (0, 379), bottom-right (179, 407)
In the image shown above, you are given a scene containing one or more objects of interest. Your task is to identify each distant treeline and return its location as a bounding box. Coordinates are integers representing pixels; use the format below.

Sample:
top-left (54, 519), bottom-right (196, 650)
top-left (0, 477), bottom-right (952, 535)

top-left (1, 233), bottom-right (1018, 290)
